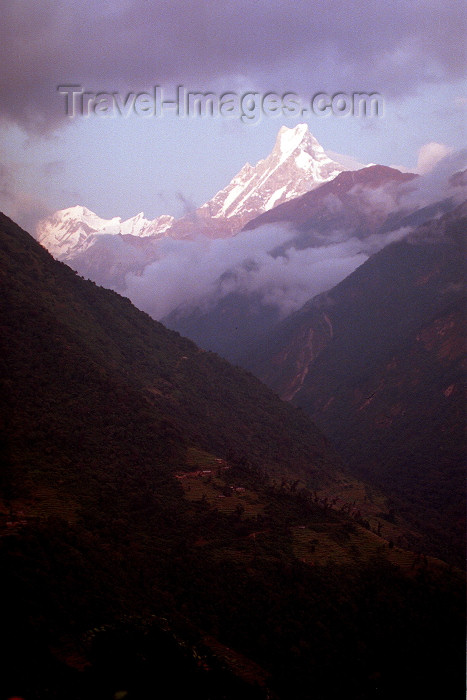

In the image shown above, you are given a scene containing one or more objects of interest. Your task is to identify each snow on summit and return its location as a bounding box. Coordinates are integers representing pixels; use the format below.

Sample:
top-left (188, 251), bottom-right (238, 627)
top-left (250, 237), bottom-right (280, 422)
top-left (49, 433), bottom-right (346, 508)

top-left (37, 124), bottom-right (347, 255)
top-left (36, 206), bottom-right (174, 261)
top-left (194, 124), bottom-right (346, 230)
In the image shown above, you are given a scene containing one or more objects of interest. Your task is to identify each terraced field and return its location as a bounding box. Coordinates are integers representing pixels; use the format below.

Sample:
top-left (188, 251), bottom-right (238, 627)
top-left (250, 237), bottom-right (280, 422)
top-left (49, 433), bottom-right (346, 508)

top-left (177, 451), bottom-right (451, 577)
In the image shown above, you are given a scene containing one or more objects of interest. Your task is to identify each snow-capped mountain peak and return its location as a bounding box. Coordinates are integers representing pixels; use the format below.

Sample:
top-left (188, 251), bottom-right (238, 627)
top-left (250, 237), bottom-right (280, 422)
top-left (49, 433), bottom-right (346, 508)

top-left (275, 123), bottom-right (319, 160)
top-left (273, 124), bottom-right (344, 176)
top-left (36, 206), bottom-right (173, 261)
top-left (37, 124), bottom-right (347, 253)
top-left (189, 124), bottom-right (346, 233)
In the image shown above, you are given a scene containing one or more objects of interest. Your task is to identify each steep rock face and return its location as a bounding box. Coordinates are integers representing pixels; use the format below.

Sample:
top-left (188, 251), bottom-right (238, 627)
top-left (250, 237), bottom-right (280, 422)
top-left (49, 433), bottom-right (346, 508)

top-left (168, 124), bottom-right (345, 238)
top-left (245, 204), bottom-right (467, 563)
top-left (262, 312), bottom-right (334, 402)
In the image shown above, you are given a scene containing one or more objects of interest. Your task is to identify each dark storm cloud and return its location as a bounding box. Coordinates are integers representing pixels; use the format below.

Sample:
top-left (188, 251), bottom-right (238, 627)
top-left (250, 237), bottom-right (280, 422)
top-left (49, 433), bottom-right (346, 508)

top-left (1, 0), bottom-right (465, 133)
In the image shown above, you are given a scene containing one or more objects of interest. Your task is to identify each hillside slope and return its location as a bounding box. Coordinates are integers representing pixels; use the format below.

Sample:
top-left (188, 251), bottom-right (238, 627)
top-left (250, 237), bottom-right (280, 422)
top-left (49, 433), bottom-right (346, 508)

top-left (0, 212), bottom-right (464, 699)
top-left (1, 211), bottom-right (343, 487)
top-left (245, 204), bottom-right (466, 564)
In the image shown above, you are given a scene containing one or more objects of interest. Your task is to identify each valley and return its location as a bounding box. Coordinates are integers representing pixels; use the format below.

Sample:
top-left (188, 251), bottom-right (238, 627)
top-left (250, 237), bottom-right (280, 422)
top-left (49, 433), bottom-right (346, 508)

top-left (1, 124), bottom-right (465, 699)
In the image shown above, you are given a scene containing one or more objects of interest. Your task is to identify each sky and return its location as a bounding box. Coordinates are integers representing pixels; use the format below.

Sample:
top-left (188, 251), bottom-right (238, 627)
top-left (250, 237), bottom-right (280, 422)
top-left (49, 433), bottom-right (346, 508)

top-left (0, 0), bottom-right (465, 233)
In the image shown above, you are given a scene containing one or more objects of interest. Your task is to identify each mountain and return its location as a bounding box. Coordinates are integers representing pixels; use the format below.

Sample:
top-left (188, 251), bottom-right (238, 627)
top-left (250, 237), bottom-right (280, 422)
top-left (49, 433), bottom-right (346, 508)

top-left (34, 140), bottom-right (465, 377)
top-left (167, 124), bottom-right (345, 238)
top-left (1, 212), bottom-right (464, 699)
top-left (242, 164), bottom-right (416, 236)
top-left (36, 204), bottom-right (174, 261)
top-left (245, 203), bottom-right (467, 564)
top-left (36, 124), bottom-right (345, 258)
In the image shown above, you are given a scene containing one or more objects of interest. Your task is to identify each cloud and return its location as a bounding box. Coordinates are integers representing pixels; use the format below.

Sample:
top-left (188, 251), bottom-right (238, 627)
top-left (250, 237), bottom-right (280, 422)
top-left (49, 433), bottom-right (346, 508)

top-left (109, 152), bottom-right (466, 321)
top-left (0, 153), bottom-right (52, 231)
top-left (0, 185), bottom-right (52, 233)
top-left (416, 142), bottom-right (454, 173)
top-left (122, 218), bottom-right (418, 322)
top-left (348, 182), bottom-right (406, 219)
top-left (399, 148), bottom-right (467, 209)
top-left (326, 151), bottom-right (367, 171)
top-left (1, 1), bottom-right (465, 134)
top-left (41, 160), bottom-right (66, 177)
top-left (0, 162), bottom-right (15, 198)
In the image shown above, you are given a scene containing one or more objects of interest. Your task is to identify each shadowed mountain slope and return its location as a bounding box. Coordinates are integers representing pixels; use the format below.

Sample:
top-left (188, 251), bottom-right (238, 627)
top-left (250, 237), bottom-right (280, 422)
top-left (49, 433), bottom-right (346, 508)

top-left (0, 212), bottom-right (464, 699)
top-left (245, 204), bottom-right (467, 565)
